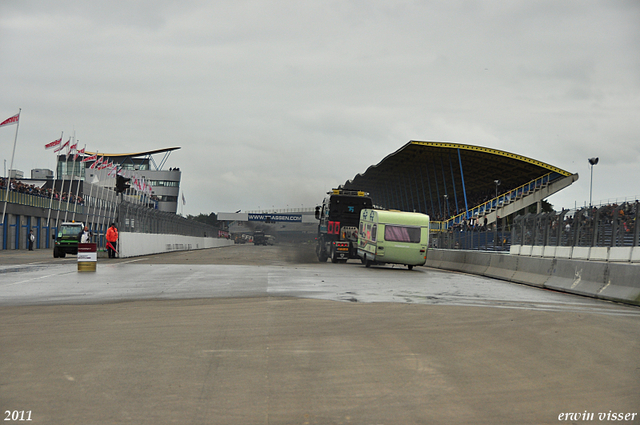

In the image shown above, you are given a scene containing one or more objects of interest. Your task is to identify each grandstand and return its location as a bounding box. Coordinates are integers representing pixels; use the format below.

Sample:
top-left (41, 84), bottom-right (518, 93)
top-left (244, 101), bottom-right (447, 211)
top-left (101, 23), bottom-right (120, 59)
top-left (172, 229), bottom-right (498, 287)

top-left (342, 141), bottom-right (579, 228)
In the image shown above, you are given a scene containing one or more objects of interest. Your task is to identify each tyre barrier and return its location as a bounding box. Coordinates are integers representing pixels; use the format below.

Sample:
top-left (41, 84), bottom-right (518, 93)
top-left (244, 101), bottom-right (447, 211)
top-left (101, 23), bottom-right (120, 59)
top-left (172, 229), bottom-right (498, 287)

top-left (425, 249), bottom-right (640, 306)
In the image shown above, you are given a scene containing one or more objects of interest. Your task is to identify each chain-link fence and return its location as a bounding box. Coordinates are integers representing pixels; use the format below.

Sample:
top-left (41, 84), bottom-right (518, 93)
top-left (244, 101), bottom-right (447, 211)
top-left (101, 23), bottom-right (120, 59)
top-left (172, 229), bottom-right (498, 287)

top-left (430, 226), bottom-right (512, 251)
top-left (430, 201), bottom-right (640, 250)
top-left (116, 201), bottom-right (220, 237)
top-left (511, 201), bottom-right (640, 248)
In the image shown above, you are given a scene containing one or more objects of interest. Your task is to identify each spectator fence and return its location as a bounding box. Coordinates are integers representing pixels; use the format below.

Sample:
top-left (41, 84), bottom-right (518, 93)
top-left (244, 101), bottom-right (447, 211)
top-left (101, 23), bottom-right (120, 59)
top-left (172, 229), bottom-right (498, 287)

top-left (431, 201), bottom-right (640, 250)
top-left (116, 201), bottom-right (220, 237)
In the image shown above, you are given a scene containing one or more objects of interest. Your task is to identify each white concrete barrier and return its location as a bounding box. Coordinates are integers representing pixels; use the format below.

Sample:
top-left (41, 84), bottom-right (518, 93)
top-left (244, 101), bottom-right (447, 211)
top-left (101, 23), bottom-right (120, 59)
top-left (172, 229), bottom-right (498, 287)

top-left (119, 232), bottom-right (234, 258)
top-left (632, 247), bottom-right (640, 263)
top-left (555, 246), bottom-right (573, 259)
top-left (608, 247), bottom-right (632, 262)
top-left (519, 245), bottom-right (533, 256)
top-left (530, 245), bottom-right (544, 257)
top-left (571, 246), bottom-right (590, 260)
top-left (542, 246), bottom-right (557, 258)
top-left (427, 249), bottom-right (640, 306)
top-left (589, 247), bottom-right (609, 262)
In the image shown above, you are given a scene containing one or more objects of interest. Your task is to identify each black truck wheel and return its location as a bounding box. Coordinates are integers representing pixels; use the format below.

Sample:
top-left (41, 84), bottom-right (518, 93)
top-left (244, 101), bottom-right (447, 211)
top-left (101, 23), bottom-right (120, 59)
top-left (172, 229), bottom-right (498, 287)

top-left (316, 244), bottom-right (328, 262)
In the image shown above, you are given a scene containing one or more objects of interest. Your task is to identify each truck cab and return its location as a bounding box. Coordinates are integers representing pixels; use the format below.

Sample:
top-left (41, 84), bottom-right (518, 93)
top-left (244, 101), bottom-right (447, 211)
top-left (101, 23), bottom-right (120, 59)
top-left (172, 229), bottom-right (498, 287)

top-left (53, 222), bottom-right (84, 258)
top-left (315, 188), bottom-right (373, 263)
top-left (253, 231), bottom-right (268, 246)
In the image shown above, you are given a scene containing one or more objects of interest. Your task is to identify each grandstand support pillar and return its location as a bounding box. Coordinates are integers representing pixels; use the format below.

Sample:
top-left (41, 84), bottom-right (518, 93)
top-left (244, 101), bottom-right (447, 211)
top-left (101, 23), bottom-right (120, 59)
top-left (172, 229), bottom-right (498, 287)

top-left (610, 208), bottom-right (619, 248)
top-left (536, 201), bottom-right (542, 214)
top-left (457, 149), bottom-right (469, 217)
top-left (592, 208), bottom-right (600, 247)
top-left (634, 202), bottom-right (640, 247)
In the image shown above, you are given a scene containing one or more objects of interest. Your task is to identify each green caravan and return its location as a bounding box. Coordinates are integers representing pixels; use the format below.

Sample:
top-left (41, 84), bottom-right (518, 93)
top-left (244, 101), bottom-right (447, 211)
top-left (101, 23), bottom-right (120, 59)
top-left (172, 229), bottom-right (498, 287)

top-left (357, 209), bottom-right (430, 270)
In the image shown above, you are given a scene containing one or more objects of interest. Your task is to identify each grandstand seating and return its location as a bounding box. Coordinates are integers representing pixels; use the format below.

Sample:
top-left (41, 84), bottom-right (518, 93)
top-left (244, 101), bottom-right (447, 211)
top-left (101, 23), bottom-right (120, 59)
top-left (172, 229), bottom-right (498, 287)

top-left (443, 172), bottom-right (566, 229)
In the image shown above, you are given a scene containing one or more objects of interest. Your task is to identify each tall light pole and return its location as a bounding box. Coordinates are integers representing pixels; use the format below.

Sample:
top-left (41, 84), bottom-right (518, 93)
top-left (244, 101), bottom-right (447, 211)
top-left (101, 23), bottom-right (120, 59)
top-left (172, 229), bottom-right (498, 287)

top-left (444, 194), bottom-right (449, 218)
top-left (588, 157), bottom-right (599, 207)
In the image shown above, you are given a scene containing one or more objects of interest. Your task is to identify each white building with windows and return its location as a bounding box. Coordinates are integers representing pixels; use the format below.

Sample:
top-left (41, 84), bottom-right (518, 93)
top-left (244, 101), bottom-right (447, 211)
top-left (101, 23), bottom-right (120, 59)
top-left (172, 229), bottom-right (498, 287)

top-left (56, 147), bottom-right (182, 213)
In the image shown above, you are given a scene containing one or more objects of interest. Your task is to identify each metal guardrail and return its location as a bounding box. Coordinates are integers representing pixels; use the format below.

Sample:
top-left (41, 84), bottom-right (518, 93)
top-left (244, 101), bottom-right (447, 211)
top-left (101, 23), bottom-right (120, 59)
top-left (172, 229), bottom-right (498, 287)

top-left (430, 229), bottom-right (512, 251)
top-left (1, 190), bottom-right (85, 214)
top-left (116, 201), bottom-right (220, 237)
top-left (246, 207), bottom-right (316, 214)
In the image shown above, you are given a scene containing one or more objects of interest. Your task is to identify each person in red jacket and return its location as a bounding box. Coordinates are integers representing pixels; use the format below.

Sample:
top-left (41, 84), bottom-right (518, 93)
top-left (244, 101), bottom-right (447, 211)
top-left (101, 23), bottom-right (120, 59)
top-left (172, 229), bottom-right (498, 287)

top-left (106, 223), bottom-right (118, 258)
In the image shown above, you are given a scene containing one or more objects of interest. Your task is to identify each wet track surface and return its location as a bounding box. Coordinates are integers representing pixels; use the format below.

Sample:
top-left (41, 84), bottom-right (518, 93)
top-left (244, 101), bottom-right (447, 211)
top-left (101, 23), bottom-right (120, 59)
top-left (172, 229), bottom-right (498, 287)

top-left (2, 244), bottom-right (639, 424)
top-left (1, 244), bottom-right (639, 317)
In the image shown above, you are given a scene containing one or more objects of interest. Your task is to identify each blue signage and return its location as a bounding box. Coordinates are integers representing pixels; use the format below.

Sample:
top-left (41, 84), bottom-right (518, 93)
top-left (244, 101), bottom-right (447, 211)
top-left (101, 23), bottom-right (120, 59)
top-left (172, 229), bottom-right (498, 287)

top-left (248, 214), bottom-right (302, 223)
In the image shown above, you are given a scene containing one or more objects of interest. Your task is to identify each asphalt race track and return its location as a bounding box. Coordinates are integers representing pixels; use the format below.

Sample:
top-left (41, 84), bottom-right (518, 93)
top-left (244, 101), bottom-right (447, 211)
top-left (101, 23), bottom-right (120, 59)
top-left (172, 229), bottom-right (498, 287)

top-left (1, 244), bottom-right (639, 424)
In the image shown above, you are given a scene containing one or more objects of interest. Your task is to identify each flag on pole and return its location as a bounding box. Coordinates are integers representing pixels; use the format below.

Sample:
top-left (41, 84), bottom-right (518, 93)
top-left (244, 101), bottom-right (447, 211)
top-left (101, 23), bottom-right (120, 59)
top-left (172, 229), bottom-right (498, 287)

top-left (54, 139), bottom-right (70, 153)
top-left (81, 154), bottom-right (97, 163)
top-left (67, 142), bottom-right (78, 159)
top-left (181, 193), bottom-right (186, 205)
top-left (45, 137), bottom-right (62, 150)
top-left (0, 113), bottom-right (19, 128)
top-left (74, 146), bottom-right (85, 161)
top-left (89, 156), bottom-right (103, 169)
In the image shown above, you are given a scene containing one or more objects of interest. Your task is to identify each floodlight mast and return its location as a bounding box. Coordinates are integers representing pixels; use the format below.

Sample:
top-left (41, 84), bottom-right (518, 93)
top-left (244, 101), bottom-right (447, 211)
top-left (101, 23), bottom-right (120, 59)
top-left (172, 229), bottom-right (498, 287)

top-left (588, 157), bottom-right (599, 207)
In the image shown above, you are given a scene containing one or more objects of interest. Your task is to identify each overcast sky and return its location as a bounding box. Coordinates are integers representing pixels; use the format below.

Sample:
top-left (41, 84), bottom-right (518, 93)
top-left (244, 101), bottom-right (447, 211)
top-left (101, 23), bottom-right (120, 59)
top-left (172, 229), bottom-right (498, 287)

top-left (1, 1), bottom-right (639, 216)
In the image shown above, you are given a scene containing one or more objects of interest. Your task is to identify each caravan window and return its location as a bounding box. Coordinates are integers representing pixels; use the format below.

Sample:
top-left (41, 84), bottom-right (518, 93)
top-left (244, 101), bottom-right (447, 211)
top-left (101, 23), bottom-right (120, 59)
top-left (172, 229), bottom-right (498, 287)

top-left (362, 223), bottom-right (377, 242)
top-left (384, 225), bottom-right (421, 243)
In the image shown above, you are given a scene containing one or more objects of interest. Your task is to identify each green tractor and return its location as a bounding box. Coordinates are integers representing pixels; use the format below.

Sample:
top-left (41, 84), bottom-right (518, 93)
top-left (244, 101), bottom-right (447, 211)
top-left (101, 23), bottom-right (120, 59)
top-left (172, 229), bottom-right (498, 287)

top-left (53, 222), bottom-right (84, 258)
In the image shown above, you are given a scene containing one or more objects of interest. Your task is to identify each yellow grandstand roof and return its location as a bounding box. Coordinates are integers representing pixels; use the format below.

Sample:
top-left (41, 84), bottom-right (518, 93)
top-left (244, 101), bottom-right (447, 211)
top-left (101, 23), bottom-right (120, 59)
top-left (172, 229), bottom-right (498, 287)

top-left (84, 147), bottom-right (181, 157)
top-left (343, 140), bottom-right (575, 219)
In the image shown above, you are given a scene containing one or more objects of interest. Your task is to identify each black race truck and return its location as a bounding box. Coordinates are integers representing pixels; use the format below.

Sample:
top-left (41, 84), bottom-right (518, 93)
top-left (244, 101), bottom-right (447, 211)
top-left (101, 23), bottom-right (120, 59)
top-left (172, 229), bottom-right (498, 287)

top-left (315, 188), bottom-right (373, 263)
top-left (253, 231), bottom-right (268, 246)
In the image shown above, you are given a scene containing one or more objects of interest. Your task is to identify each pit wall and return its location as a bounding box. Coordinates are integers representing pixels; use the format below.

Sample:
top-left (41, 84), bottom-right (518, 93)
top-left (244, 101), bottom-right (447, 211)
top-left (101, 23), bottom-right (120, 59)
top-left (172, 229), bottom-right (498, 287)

top-left (118, 232), bottom-right (234, 258)
top-left (425, 249), bottom-right (640, 307)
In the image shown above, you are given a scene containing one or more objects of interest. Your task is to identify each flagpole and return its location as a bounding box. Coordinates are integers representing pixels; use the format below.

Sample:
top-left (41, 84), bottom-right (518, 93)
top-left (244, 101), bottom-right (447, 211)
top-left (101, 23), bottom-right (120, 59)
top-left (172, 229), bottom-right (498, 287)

top-left (96, 168), bottom-right (107, 247)
top-left (64, 133), bottom-right (76, 222)
top-left (54, 152), bottom-right (63, 228)
top-left (106, 182), bottom-right (116, 234)
top-left (1, 108), bottom-right (20, 225)
top-left (46, 132), bottom-right (63, 228)
top-left (71, 143), bottom-right (85, 221)
top-left (99, 167), bottom-right (113, 249)
top-left (54, 138), bottom-right (70, 226)
top-left (88, 152), bottom-right (99, 232)
top-left (86, 169), bottom-right (96, 234)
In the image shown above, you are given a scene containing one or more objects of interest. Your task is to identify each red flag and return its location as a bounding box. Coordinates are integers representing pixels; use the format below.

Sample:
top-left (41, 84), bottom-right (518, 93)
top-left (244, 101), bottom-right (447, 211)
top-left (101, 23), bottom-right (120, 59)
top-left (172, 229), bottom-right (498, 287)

top-left (73, 147), bottom-right (84, 161)
top-left (81, 154), bottom-right (97, 163)
top-left (54, 139), bottom-right (70, 153)
top-left (0, 113), bottom-right (19, 128)
top-left (106, 240), bottom-right (118, 254)
top-left (89, 156), bottom-right (103, 169)
top-left (67, 142), bottom-right (78, 159)
top-left (45, 138), bottom-right (62, 150)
